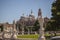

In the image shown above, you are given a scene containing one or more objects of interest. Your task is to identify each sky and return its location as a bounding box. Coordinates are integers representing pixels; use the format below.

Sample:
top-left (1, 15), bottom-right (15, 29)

top-left (0, 0), bottom-right (54, 24)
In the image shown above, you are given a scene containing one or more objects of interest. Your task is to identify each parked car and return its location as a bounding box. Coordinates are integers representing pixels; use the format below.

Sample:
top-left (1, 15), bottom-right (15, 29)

top-left (50, 36), bottom-right (60, 40)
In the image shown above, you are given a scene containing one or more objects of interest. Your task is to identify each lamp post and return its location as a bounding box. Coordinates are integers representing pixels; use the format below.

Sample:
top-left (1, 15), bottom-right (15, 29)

top-left (38, 18), bottom-right (45, 40)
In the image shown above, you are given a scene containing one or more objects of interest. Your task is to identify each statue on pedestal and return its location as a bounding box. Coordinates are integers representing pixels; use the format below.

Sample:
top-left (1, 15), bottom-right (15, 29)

top-left (38, 8), bottom-right (45, 40)
top-left (2, 20), bottom-right (17, 39)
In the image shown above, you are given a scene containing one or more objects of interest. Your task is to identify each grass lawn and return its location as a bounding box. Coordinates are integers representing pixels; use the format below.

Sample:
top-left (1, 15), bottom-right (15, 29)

top-left (17, 33), bottom-right (60, 40)
top-left (17, 34), bottom-right (39, 38)
top-left (17, 34), bottom-right (51, 38)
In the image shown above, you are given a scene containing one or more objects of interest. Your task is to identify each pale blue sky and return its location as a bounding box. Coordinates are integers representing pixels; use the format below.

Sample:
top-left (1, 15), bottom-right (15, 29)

top-left (0, 0), bottom-right (54, 23)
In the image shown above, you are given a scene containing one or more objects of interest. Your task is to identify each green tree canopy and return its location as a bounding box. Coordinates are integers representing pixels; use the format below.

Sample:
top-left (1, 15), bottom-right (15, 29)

top-left (32, 20), bottom-right (40, 31)
top-left (45, 0), bottom-right (60, 31)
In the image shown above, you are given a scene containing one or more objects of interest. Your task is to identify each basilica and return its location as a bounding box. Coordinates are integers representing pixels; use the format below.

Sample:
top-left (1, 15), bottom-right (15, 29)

top-left (0, 9), bottom-right (49, 35)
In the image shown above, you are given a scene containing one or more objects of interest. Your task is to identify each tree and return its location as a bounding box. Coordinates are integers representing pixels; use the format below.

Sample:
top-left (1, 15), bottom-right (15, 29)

top-left (0, 25), bottom-right (3, 32)
top-left (45, 20), bottom-right (57, 31)
top-left (45, 0), bottom-right (60, 36)
top-left (32, 20), bottom-right (40, 32)
top-left (51, 0), bottom-right (60, 31)
top-left (16, 22), bottom-right (22, 32)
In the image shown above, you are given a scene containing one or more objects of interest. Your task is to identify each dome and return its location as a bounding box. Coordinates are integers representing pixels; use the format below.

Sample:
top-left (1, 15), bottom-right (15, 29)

top-left (30, 9), bottom-right (34, 15)
top-left (29, 10), bottom-right (35, 18)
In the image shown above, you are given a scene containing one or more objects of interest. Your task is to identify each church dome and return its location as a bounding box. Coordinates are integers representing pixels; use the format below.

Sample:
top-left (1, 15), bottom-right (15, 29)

top-left (29, 10), bottom-right (35, 18)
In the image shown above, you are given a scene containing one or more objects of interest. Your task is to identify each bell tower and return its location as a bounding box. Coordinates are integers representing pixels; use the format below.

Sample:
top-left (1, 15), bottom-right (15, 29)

top-left (38, 8), bottom-right (42, 18)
